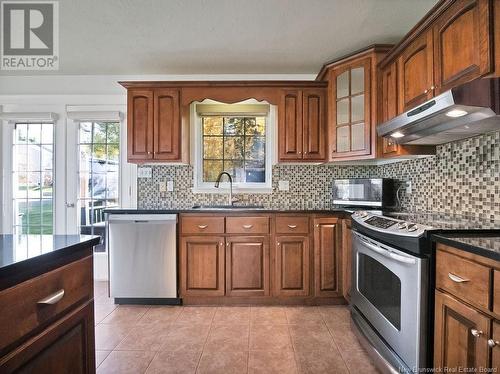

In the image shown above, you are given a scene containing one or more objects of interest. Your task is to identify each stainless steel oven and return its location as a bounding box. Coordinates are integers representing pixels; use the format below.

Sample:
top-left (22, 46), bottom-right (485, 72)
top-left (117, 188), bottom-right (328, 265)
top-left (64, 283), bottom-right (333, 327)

top-left (351, 230), bottom-right (428, 373)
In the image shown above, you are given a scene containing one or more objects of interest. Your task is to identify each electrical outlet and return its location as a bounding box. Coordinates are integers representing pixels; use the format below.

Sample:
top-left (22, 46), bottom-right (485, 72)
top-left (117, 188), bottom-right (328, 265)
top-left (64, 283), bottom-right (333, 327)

top-left (405, 181), bottom-right (412, 194)
top-left (278, 180), bottom-right (290, 191)
top-left (158, 180), bottom-right (167, 193)
top-left (138, 167), bottom-right (152, 178)
top-left (166, 180), bottom-right (174, 192)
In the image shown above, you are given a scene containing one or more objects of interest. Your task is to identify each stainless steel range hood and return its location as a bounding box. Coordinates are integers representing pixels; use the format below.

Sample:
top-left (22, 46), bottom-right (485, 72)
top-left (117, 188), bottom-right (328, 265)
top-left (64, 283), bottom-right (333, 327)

top-left (377, 78), bottom-right (500, 145)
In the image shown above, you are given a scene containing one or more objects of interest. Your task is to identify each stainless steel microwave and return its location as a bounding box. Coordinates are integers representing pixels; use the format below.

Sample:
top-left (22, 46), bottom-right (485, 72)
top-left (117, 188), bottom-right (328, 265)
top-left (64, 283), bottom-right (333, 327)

top-left (332, 178), bottom-right (395, 208)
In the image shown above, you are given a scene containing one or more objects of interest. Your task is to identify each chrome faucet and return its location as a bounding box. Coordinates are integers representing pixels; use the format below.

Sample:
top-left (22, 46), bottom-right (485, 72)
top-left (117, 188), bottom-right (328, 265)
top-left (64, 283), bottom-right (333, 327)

top-left (214, 171), bottom-right (236, 206)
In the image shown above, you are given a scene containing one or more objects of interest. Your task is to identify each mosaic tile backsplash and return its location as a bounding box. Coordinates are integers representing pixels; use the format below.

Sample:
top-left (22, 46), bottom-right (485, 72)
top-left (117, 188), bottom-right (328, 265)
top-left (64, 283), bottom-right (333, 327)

top-left (138, 131), bottom-right (500, 221)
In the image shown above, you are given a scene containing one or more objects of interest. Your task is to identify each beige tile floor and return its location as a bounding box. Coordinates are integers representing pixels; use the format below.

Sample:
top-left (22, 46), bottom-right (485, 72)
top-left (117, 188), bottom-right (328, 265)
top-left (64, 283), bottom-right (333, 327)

top-left (94, 282), bottom-right (379, 374)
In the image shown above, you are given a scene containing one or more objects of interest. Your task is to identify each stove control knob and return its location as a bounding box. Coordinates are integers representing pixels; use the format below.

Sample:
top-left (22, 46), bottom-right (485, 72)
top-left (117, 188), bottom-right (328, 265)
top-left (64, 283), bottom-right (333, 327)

top-left (407, 223), bottom-right (418, 232)
top-left (397, 222), bottom-right (407, 230)
top-left (359, 211), bottom-right (368, 218)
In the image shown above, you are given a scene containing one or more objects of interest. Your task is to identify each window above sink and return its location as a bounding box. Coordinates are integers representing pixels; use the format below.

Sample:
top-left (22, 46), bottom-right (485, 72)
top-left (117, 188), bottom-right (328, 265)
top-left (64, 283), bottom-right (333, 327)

top-left (191, 99), bottom-right (275, 194)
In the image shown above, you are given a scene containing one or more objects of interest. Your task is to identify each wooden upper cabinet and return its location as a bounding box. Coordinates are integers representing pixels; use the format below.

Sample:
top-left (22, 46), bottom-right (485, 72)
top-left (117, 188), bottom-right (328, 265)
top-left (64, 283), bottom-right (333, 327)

top-left (278, 90), bottom-right (303, 161)
top-left (433, 0), bottom-right (492, 94)
top-left (313, 218), bottom-right (341, 297)
top-left (330, 57), bottom-right (372, 159)
top-left (434, 290), bottom-right (490, 371)
top-left (397, 30), bottom-right (434, 112)
top-left (302, 89), bottom-right (327, 160)
top-left (153, 89), bottom-right (181, 160)
top-left (275, 235), bottom-right (310, 296)
top-left (225, 236), bottom-right (270, 297)
top-left (180, 236), bottom-right (225, 297)
top-left (127, 90), bottom-right (154, 161)
top-left (126, 88), bottom-right (182, 163)
top-left (278, 88), bottom-right (326, 162)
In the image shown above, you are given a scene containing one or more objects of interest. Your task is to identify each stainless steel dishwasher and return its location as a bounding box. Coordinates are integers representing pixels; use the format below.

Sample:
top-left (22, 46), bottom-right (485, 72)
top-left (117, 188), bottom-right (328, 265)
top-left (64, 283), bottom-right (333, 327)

top-left (107, 214), bottom-right (179, 304)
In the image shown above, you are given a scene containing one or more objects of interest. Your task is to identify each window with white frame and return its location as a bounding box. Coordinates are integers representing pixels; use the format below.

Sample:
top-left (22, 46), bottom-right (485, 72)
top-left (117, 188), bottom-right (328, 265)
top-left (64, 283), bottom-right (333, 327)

top-left (194, 102), bottom-right (273, 192)
top-left (12, 123), bottom-right (54, 234)
top-left (77, 121), bottom-right (120, 252)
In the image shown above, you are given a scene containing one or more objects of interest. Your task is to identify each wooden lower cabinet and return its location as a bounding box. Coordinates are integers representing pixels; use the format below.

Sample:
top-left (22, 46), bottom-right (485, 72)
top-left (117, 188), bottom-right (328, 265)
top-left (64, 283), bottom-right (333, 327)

top-left (342, 219), bottom-right (352, 301)
top-left (226, 236), bottom-right (270, 297)
top-left (313, 218), bottom-right (341, 297)
top-left (275, 235), bottom-right (310, 297)
top-left (492, 321), bottom-right (500, 369)
top-left (180, 236), bottom-right (225, 296)
top-left (1, 302), bottom-right (95, 374)
top-left (434, 290), bottom-right (490, 371)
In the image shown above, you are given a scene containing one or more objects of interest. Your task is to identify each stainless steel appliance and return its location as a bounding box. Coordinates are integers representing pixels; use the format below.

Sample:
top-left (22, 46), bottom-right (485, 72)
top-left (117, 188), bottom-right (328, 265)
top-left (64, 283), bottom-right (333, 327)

top-left (107, 214), bottom-right (179, 304)
top-left (332, 178), bottom-right (394, 208)
top-left (377, 77), bottom-right (500, 145)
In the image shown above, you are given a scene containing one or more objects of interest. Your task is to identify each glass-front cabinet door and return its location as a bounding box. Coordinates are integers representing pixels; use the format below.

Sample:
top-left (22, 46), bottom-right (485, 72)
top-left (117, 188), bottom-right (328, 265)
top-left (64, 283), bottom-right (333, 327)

top-left (329, 57), bottom-right (371, 159)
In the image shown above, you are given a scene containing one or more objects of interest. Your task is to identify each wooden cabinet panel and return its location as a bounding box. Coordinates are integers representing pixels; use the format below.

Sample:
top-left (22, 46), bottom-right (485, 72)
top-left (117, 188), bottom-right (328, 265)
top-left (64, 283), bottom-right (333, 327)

top-left (398, 31), bottom-right (434, 112)
top-left (275, 216), bottom-right (309, 234)
top-left (275, 236), bottom-right (310, 296)
top-left (380, 62), bottom-right (399, 155)
top-left (153, 89), bottom-right (181, 160)
top-left (279, 90), bottom-right (303, 160)
top-left (226, 236), bottom-right (269, 296)
top-left (313, 218), bottom-right (341, 297)
top-left (434, 290), bottom-right (490, 371)
top-left (0, 302), bottom-right (95, 374)
top-left (127, 90), bottom-right (154, 161)
top-left (433, 0), bottom-right (492, 94)
top-left (0, 256), bottom-right (93, 353)
top-left (436, 249), bottom-right (491, 310)
top-left (492, 320), bottom-right (500, 370)
top-left (180, 216), bottom-right (225, 234)
top-left (180, 236), bottom-right (225, 296)
top-left (494, 270), bottom-right (500, 316)
top-left (342, 219), bottom-right (352, 301)
top-left (226, 217), bottom-right (269, 234)
top-left (302, 89), bottom-right (326, 160)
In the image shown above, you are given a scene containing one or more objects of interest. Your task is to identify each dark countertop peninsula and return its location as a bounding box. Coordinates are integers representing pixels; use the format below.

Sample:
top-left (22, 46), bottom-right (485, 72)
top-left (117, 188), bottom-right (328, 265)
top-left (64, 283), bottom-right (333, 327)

top-left (0, 235), bottom-right (100, 291)
top-left (432, 233), bottom-right (500, 262)
top-left (103, 208), bottom-right (354, 215)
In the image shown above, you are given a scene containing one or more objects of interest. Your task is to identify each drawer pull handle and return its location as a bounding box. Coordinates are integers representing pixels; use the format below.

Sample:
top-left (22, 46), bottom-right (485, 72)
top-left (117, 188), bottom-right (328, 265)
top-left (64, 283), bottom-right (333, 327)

top-left (448, 273), bottom-right (469, 283)
top-left (488, 339), bottom-right (499, 348)
top-left (197, 225), bottom-right (208, 229)
top-left (287, 225), bottom-right (297, 229)
top-left (37, 289), bottom-right (65, 305)
top-left (242, 224), bottom-right (253, 229)
top-left (471, 329), bottom-right (483, 338)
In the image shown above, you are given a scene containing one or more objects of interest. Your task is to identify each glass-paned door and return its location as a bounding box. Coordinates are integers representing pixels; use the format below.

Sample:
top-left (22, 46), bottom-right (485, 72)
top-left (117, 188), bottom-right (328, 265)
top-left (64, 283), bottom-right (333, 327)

top-left (12, 123), bottom-right (54, 234)
top-left (77, 121), bottom-right (120, 252)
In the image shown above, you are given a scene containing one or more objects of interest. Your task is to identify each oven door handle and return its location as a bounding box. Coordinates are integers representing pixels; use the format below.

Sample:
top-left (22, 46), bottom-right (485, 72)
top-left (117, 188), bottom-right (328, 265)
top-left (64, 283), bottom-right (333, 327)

top-left (355, 232), bottom-right (416, 265)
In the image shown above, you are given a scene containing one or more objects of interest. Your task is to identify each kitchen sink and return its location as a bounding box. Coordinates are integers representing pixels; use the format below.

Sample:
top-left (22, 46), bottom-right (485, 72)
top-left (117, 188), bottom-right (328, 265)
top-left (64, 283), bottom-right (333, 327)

top-left (191, 205), bottom-right (265, 210)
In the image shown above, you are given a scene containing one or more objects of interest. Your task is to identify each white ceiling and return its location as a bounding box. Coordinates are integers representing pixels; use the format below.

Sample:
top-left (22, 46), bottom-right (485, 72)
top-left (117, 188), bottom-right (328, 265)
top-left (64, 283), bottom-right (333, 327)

top-left (1, 0), bottom-right (438, 76)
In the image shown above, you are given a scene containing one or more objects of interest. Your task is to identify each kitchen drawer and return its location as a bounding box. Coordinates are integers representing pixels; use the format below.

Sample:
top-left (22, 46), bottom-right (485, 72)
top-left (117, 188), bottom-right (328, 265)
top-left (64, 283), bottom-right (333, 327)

top-left (0, 256), bottom-right (93, 353)
top-left (275, 216), bottom-right (310, 234)
top-left (226, 216), bottom-right (270, 234)
top-left (436, 249), bottom-right (490, 310)
top-left (181, 216), bottom-right (225, 234)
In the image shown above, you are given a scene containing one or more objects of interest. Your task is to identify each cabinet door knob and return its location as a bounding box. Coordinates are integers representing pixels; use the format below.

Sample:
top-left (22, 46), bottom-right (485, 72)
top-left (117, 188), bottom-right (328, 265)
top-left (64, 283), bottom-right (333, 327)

top-left (430, 85), bottom-right (435, 90)
top-left (277, 242), bottom-right (280, 245)
top-left (220, 242), bottom-right (224, 246)
top-left (471, 329), bottom-right (483, 338)
top-left (424, 89), bottom-right (428, 94)
top-left (488, 339), bottom-right (499, 348)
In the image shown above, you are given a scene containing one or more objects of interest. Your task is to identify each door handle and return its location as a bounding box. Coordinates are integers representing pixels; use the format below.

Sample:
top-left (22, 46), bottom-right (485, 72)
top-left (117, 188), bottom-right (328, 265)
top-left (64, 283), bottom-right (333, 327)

top-left (448, 273), bottom-right (469, 283)
top-left (197, 225), bottom-right (208, 229)
top-left (242, 224), bottom-right (253, 229)
top-left (287, 224), bottom-right (297, 229)
top-left (354, 232), bottom-right (416, 265)
top-left (65, 203), bottom-right (75, 208)
top-left (37, 289), bottom-right (65, 305)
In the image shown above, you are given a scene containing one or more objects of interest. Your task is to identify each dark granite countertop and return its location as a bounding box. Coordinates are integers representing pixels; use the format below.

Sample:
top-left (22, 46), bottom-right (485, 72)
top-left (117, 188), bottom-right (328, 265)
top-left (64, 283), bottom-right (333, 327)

top-left (0, 235), bottom-right (101, 290)
top-left (103, 208), bottom-right (354, 215)
top-left (432, 233), bottom-right (500, 262)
